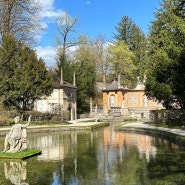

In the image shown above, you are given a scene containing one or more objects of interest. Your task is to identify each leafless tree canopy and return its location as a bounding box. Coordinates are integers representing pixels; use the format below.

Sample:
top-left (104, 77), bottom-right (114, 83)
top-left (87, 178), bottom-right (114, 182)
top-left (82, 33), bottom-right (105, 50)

top-left (55, 12), bottom-right (80, 50)
top-left (0, 0), bottom-right (42, 45)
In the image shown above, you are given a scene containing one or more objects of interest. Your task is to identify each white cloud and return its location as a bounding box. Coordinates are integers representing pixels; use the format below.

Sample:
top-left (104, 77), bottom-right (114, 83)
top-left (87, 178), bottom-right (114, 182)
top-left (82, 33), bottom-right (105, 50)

top-left (34, 0), bottom-right (79, 66)
top-left (39, 0), bottom-right (54, 10)
top-left (42, 10), bottom-right (64, 18)
top-left (35, 46), bottom-right (57, 67)
top-left (38, 0), bottom-right (63, 19)
top-left (33, 0), bottom-right (65, 45)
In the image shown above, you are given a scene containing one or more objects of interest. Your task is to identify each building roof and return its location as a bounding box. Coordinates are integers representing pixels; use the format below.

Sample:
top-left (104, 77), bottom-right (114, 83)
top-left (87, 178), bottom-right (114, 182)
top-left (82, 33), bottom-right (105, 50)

top-left (102, 80), bottom-right (128, 91)
top-left (134, 82), bottom-right (145, 90)
top-left (102, 78), bottom-right (145, 92)
top-left (53, 77), bottom-right (77, 89)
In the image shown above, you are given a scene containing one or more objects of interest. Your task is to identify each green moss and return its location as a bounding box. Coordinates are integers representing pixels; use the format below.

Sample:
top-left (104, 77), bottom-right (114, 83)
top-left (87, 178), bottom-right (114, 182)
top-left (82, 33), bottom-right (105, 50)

top-left (0, 149), bottom-right (42, 159)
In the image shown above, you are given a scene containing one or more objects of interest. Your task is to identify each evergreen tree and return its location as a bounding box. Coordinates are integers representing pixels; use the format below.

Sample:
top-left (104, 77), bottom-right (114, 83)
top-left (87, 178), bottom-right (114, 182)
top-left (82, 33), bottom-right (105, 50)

top-left (0, 35), bottom-right (53, 112)
top-left (56, 50), bottom-right (74, 83)
top-left (145, 0), bottom-right (185, 109)
top-left (74, 44), bottom-right (97, 113)
top-left (114, 16), bottom-right (148, 78)
top-left (114, 16), bottom-right (137, 44)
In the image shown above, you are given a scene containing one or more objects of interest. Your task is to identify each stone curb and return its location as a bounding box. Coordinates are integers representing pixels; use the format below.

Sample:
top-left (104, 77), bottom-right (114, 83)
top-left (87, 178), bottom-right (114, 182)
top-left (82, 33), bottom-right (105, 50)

top-left (117, 122), bottom-right (185, 146)
top-left (0, 119), bottom-right (109, 136)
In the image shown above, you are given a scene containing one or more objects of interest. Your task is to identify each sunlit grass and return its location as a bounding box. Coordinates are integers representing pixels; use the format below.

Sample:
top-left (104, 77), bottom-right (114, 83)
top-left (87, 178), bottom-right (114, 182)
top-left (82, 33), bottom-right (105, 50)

top-left (0, 149), bottom-right (42, 159)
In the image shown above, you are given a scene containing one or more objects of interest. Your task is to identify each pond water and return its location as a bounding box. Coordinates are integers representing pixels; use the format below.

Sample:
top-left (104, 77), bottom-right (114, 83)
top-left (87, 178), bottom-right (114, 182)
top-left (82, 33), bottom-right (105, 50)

top-left (0, 123), bottom-right (185, 185)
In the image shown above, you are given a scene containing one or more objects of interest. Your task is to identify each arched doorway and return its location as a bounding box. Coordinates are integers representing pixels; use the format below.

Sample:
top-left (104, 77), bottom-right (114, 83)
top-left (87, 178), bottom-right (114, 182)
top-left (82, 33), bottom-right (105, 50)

top-left (68, 103), bottom-right (73, 120)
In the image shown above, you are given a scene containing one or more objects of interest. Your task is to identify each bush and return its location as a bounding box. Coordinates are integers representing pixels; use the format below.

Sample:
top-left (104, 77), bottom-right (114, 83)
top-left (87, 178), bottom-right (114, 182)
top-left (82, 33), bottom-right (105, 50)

top-left (0, 110), bottom-right (71, 126)
top-left (150, 110), bottom-right (185, 128)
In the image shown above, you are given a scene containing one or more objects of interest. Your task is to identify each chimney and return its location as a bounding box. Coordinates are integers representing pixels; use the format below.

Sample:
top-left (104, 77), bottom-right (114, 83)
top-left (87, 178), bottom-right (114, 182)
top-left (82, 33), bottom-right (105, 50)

top-left (137, 76), bottom-right (140, 85)
top-left (60, 67), bottom-right (63, 84)
top-left (73, 72), bottom-right (76, 86)
top-left (118, 74), bottom-right (121, 89)
top-left (103, 74), bottom-right (106, 89)
top-left (143, 74), bottom-right (147, 83)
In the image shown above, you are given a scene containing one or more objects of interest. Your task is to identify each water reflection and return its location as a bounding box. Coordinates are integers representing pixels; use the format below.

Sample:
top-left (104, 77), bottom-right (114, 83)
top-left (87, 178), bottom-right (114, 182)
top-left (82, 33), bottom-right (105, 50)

top-left (4, 162), bottom-right (28, 185)
top-left (103, 127), bottom-right (157, 162)
top-left (0, 124), bottom-right (185, 185)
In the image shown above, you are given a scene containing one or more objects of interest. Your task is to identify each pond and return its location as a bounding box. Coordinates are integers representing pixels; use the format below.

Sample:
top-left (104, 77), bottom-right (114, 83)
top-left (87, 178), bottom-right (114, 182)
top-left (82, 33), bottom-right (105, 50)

top-left (0, 123), bottom-right (185, 185)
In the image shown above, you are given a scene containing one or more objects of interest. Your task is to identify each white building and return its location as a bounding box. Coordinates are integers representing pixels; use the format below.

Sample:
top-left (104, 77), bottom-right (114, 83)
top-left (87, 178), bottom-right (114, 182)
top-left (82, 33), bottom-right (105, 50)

top-left (34, 72), bottom-right (77, 120)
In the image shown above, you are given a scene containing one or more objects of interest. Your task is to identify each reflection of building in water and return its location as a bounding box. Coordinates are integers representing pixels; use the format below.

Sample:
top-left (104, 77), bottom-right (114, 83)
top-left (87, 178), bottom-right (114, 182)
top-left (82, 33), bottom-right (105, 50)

top-left (27, 132), bottom-right (82, 184)
top-left (27, 132), bottom-right (79, 161)
top-left (38, 145), bottom-right (64, 161)
top-left (103, 127), bottom-right (157, 162)
top-left (137, 135), bottom-right (157, 162)
top-left (4, 162), bottom-right (28, 185)
top-left (28, 135), bottom-right (65, 161)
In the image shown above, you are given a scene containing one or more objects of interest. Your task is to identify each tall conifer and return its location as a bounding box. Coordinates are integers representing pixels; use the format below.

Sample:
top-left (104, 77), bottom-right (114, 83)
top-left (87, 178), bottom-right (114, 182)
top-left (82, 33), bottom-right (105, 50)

top-left (145, 0), bottom-right (185, 109)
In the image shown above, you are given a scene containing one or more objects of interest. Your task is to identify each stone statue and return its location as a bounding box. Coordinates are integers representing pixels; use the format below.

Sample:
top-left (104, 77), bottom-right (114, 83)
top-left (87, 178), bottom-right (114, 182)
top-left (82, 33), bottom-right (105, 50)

top-left (2, 115), bottom-right (31, 153)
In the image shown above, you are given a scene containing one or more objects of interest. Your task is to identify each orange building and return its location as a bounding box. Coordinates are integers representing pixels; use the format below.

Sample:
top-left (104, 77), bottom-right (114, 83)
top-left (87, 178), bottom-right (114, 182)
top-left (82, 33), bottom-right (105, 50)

top-left (102, 76), bottom-right (163, 119)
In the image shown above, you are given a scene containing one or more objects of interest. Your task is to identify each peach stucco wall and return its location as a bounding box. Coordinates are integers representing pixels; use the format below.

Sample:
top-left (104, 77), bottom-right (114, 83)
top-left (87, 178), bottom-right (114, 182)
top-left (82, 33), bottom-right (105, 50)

top-left (103, 90), bottom-right (149, 109)
top-left (103, 89), bottom-right (162, 110)
top-left (103, 90), bottom-right (123, 108)
top-left (124, 91), bottom-right (145, 108)
top-left (117, 91), bottom-right (123, 107)
top-left (103, 92), bottom-right (108, 108)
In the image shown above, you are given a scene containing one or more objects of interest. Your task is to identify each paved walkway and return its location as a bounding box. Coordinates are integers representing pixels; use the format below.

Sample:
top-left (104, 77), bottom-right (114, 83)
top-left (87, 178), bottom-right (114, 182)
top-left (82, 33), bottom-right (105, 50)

top-left (67, 118), bottom-right (99, 126)
top-left (122, 122), bottom-right (185, 137)
top-left (0, 118), bottom-right (105, 135)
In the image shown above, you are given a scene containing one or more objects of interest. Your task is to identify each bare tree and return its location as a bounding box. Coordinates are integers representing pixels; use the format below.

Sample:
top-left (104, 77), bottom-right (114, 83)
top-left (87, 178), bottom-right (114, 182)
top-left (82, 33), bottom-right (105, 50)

top-left (93, 35), bottom-right (110, 81)
top-left (55, 11), bottom-right (80, 50)
top-left (55, 11), bottom-right (83, 81)
top-left (0, 0), bottom-right (42, 45)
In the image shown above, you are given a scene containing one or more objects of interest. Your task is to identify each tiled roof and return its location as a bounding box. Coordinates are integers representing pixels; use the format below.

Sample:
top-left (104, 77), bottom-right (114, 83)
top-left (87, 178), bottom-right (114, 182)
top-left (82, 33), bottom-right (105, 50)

top-left (104, 80), bottom-right (127, 91)
top-left (53, 78), bottom-right (77, 89)
top-left (102, 79), bottom-right (145, 91)
top-left (106, 80), bottom-right (119, 90)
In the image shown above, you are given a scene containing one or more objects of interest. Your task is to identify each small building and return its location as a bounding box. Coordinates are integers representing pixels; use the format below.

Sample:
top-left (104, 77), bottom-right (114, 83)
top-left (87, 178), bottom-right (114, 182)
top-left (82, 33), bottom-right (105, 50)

top-left (102, 76), bottom-right (163, 119)
top-left (34, 72), bottom-right (77, 120)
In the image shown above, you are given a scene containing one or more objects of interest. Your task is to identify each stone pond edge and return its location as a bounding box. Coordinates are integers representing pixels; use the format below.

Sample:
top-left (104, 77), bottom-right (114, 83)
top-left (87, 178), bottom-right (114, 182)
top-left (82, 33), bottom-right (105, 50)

top-left (116, 126), bottom-right (185, 146)
top-left (0, 122), bottom-right (110, 136)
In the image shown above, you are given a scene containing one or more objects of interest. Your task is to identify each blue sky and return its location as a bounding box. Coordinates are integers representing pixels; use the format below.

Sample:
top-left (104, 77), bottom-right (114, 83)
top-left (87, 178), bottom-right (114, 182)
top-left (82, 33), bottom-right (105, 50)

top-left (35, 0), bottom-right (160, 66)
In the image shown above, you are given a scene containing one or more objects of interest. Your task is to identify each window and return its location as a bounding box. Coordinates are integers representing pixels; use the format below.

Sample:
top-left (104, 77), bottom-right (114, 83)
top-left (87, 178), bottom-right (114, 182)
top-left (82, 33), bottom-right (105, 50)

top-left (110, 95), bottom-right (115, 107)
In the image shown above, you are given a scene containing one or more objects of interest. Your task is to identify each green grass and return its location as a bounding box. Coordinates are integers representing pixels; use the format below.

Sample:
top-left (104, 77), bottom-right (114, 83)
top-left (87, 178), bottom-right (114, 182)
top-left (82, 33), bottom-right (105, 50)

top-left (151, 122), bottom-right (185, 129)
top-left (0, 149), bottom-right (42, 159)
top-left (79, 119), bottom-right (96, 122)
